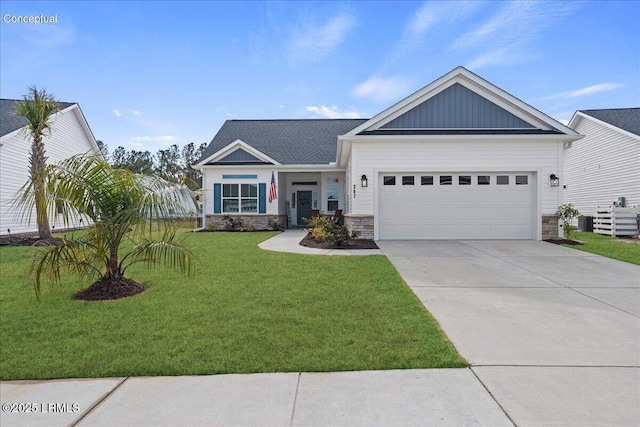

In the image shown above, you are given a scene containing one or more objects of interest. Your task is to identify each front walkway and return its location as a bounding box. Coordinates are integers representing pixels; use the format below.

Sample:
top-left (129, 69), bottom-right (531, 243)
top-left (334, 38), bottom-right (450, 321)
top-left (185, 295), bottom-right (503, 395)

top-left (258, 229), bottom-right (382, 255)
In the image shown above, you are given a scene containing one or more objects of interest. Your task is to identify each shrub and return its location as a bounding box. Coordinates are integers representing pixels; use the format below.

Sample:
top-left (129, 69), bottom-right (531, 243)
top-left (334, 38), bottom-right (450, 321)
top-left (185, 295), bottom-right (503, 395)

top-left (555, 204), bottom-right (583, 240)
top-left (304, 215), bottom-right (351, 246)
top-left (245, 224), bottom-right (256, 232)
top-left (267, 219), bottom-right (283, 231)
top-left (222, 215), bottom-right (242, 231)
top-left (206, 221), bottom-right (218, 231)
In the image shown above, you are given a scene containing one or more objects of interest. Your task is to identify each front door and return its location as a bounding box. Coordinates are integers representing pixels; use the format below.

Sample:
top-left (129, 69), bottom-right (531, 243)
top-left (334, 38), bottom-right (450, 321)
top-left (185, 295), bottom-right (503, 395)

top-left (296, 191), bottom-right (312, 226)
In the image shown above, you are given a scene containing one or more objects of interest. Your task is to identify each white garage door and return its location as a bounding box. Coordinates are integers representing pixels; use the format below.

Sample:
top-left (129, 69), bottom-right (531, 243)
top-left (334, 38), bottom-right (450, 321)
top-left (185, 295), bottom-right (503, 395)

top-left (378, 173), bottom-right (535, 240)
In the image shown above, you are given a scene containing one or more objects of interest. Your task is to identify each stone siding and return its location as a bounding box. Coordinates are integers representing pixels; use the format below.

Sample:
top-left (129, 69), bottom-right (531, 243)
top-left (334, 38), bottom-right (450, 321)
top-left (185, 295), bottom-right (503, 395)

top-left (542, 215), bottom-right (559, 240)
top-left (205, 215), bottom-right (287, 231)
top-left (345, 215), bottom-right (374, 240)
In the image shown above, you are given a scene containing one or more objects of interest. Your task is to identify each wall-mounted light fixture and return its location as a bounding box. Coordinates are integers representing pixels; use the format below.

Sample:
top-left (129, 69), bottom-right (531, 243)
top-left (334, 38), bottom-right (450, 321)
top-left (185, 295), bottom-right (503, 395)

top-left (361, 174), bottom-right (368, 187)
top-left (549, 174), bottom-right (559, 187)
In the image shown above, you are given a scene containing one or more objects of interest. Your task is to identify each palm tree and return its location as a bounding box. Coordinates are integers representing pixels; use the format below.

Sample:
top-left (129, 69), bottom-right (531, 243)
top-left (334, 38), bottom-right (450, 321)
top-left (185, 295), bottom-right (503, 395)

top-left (14, 86), bottom-right (60, 240)
top-left (31, 155), bottom-right (196, 300)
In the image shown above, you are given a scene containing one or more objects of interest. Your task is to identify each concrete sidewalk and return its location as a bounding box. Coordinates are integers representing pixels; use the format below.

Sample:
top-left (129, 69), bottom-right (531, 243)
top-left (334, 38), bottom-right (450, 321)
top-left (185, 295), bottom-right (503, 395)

top-left (1, 370), bottom-right (512, 426)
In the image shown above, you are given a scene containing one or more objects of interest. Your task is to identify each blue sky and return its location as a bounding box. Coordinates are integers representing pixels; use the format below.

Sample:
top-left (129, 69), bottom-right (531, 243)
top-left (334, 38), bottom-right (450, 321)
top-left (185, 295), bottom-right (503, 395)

top-left (1, 1), bottom-right (638, 154)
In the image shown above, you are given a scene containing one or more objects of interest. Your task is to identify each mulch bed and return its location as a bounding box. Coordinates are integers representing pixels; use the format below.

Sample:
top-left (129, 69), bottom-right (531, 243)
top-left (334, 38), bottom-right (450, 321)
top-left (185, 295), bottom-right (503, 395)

top-left (299, 233), bottom-right (379, 250)
top-left (544, 239), bottom-right (583, 245)
top-left (74, 276), bottom-right (146, 301)
top-left (0, 234), bottom-right (63, 247)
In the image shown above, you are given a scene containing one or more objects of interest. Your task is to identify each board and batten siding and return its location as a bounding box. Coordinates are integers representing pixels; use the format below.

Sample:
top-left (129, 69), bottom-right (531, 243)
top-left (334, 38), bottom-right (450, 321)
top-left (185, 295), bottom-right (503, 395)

top-left (0, 106), bottom-right (99, 235)
top-left (564, 116), bottom-right (640, 216)
top-left (349, 139), bottom-right (562, 215)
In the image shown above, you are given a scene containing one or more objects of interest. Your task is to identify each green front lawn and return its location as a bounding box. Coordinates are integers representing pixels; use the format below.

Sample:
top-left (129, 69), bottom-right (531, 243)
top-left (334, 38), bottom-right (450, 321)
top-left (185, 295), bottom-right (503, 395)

top-left (563, 232), bottom-right (640, 265)
top-left (0, 231), bottom-right (466, 380)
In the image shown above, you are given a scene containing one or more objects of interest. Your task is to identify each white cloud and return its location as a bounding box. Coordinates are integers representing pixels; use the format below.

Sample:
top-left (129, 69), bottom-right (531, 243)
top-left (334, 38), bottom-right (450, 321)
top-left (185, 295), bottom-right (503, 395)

top-left (454, 1), bottom-right (579, 69)
top-left (351, 75), bottom-right (414, 103)
top-left (112, 109), bottom-right (122, 118)
top-left (306, 105), bottom-right (361, 119)
top-left (129, 135), bottom-right (177, 146)
top-left (132, 110), bottom-right (141, 116)
top-left (289, 14), bottom-right (356, 64)
top-left (540, 83), bottom-right (624, 101)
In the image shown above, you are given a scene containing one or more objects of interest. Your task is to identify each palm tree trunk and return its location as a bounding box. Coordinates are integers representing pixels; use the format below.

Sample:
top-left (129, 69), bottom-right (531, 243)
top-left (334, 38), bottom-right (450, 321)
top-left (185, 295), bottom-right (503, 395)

top-left (108, 243), bottom-right (121, 280)
top-left (30, 136), bottom-right (52, 240)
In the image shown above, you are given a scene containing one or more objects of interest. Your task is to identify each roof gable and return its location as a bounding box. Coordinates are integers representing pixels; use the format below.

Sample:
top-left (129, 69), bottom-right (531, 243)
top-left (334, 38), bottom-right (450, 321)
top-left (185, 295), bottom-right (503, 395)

top-left (346, 66), bottom-right (578, 137)
top-left (1, 99), bottom-right (76, 137)
top-left (572, 108), bottom-right (640, 138)
top-left (381, 83), bottom-right (535, 129)
top-left (215, 147), bottom-right (271, 164)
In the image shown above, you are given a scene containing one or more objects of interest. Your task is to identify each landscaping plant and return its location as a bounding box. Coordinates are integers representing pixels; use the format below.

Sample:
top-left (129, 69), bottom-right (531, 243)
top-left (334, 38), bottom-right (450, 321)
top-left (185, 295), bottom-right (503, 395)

top-left (13, 86), bottom-right (60, 240)
top-left (304, 215), bottom-right (351, 246)
top-left (29, 155), bottom-right (196, 300)
top-left (555, 203), bottom-right (583, 240)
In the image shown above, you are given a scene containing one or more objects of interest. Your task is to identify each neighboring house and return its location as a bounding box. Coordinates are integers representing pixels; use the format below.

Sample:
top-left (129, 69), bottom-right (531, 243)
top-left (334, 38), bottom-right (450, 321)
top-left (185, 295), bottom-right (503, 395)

top-left (565, 108), bottom-right (640, 217)
top-left (0, 99), bottom-right (101, 235)
top-left (193, 66), bottom-right (582, 240)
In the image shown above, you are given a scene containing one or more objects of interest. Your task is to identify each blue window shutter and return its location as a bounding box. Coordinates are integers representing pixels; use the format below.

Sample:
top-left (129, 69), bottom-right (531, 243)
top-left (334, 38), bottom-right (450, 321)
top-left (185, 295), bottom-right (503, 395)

top-left (258, 183), bottom-right (266, 214)
top-left (213, 183), bottom-right (221, 214)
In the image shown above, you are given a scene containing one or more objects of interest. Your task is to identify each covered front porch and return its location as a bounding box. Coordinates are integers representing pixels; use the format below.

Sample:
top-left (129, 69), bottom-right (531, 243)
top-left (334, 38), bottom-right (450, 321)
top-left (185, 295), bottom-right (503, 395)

top-left (279, 170), bottom-right (346, 228)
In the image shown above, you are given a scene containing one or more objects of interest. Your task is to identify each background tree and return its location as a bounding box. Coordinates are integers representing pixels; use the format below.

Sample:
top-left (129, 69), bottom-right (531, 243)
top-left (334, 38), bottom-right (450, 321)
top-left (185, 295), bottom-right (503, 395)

top-left (32, 155), bottom-right (196, 300)
top-left (111, 146), bottom-right (154, 174)
top-left (180, 142), bottom-right (207, 190)
top-left (14, 86), bottom-right (60, 240)
top-left (96, 140), bottom-right (109, 161)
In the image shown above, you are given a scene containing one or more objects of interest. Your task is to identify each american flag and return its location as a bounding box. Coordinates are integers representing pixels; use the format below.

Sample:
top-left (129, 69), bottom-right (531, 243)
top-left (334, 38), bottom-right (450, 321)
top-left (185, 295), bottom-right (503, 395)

top-left (268, 171), bottom-right (277, 203)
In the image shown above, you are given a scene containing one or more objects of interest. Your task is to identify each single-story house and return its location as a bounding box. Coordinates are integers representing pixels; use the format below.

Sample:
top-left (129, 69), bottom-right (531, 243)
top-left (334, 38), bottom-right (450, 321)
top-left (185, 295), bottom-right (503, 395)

top-left (564, 108), bottom-right (639, 216)
top-left (0, 99), bottom-right (101, 235)
top-left (193, 66), bottom-right (583, 240)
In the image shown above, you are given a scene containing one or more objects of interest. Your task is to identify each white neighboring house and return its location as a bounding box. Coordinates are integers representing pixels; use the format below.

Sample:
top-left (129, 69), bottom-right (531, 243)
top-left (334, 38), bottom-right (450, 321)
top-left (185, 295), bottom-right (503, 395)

top-left (194, 66), bottom-right (583, 240)
top-left (0, 99), bottom-right (102, 235)
top-left (565, 109), bottom-right (640, 218)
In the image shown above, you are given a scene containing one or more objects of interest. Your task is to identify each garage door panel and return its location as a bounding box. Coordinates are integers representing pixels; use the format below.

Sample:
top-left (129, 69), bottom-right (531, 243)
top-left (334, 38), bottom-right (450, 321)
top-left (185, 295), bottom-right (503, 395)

top-left (378, 173), bottom-right (535, 240)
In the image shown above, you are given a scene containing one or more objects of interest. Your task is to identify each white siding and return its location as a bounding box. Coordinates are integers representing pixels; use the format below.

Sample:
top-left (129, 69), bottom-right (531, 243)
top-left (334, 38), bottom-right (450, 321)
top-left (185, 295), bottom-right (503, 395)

top-left (0, 106), bottom-right (99, 235)
top-left (564, 116), bottom-right (640, 216)
top-left (200, 168), bottom-right (278, 217)
top-left (349, 139), bottom-right (562, 215)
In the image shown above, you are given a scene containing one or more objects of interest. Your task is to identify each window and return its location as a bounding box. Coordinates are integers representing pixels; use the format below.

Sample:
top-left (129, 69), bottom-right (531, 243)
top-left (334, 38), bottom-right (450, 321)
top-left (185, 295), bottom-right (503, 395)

top-left (240, 184), bottom-right (258, 212)
top-left (326, 178), bottom-right (339, 183)
top-left (497, 175), bottom-right (509, 185)
top-left (440, 175), bottom-right (452, 185)
top-left (478, 175), bottom-right (490, 185)
top-left (223, 184), bottom-right (239, 212)
top-left (459, 175), bottom-right (471, 185)
top-left (327, 186), bottom-right (339, 211)
top-left (421, 176), bottom-right (434, 185)
top-left (383, 176), bottom-right (396, 185)
top-left (402, 176), bottom-right (415, 185)
top-left (516, 175), bottom-right (528, 185)
top-left (222, 183), bottom-right (257, 213)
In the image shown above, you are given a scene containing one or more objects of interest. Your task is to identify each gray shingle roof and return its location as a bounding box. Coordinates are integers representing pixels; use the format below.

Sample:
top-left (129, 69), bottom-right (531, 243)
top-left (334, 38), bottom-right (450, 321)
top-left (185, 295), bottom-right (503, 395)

top-left (1, 99), bottom-right (75, 137)
top-left (198, 119), bottom-right (368, 165)
top-left (580, 108), bottom-right (640, 137)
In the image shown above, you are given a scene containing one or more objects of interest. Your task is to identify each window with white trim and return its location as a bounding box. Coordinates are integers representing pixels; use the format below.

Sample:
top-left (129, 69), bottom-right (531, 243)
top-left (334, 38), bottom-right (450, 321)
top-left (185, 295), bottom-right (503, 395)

top-left (223, 183), bottom-right (258, 213)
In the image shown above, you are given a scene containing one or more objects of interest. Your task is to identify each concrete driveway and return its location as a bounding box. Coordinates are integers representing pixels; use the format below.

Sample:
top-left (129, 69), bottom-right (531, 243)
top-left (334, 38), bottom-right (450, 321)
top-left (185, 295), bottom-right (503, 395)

top-left (378, 240), bottom-right (640, 426)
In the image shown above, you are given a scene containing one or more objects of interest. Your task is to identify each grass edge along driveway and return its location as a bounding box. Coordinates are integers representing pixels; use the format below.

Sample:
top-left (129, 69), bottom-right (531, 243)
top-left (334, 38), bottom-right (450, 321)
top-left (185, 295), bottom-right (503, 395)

top-left (562, 232), bottom-right (640, 266)
top-left (0, 230), bottom-right (467, 380)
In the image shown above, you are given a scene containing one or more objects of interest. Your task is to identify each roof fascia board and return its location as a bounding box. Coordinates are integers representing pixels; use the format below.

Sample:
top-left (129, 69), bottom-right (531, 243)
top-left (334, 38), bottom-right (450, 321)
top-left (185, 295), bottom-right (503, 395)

top-left (340, 133), bottom-right (584, 143)
top-left (198, 163), bottom-right (343, 172)
top-left (65, 104), bottom-right (103, 159)
top-left (569, 111), bottom-right (640, 141)
top-left (195, 139), bottom-right (282, 167)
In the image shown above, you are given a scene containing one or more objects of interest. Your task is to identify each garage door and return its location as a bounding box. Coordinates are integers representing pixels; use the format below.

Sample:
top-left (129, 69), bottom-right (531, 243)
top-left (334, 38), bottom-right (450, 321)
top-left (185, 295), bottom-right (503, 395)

top-left (378, 173), bottom-right (535, 240)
